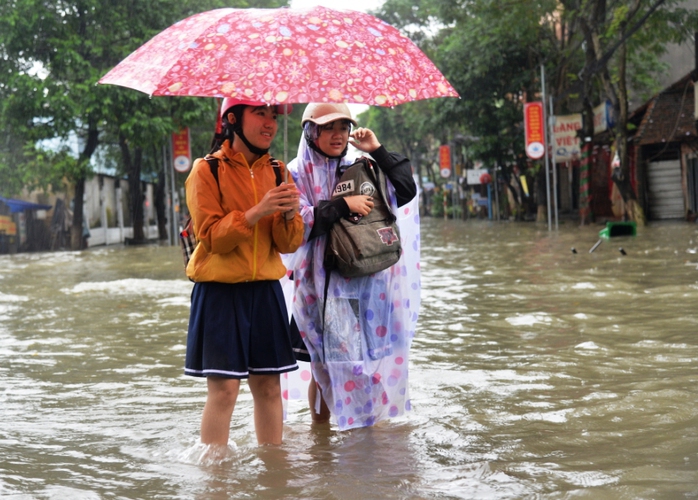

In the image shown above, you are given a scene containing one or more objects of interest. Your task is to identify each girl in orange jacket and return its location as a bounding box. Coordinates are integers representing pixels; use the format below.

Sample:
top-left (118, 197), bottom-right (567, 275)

top-left (184, 98), bottom-right (303, 449)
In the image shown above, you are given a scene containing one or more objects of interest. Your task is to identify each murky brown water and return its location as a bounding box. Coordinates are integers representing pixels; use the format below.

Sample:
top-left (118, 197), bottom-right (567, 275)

top-left (1, 218), bottom-right (697, 499)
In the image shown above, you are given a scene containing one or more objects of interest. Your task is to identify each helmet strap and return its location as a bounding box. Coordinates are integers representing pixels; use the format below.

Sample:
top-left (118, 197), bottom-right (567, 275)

top-left (233, 124), bottom-right (269, 156)
top-left (225, 105), bottom-right (269, 156)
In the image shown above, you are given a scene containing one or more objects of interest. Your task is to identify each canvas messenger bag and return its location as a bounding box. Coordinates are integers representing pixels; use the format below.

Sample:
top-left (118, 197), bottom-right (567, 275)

top-left (324, 157), bottom-right (401, 278)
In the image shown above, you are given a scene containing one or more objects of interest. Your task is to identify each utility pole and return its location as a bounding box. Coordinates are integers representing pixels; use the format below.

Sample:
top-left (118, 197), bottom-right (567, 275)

top-left (541, 64), bottom-right (552, 231)
top-left (693, 32), bottom-right (697, 131)
top-left (549, 95), bottom-right (559, 230)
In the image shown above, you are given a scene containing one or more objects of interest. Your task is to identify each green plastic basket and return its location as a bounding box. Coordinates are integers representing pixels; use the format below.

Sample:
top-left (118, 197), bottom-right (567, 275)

top-left (599, 221), bottom-right (637, 239)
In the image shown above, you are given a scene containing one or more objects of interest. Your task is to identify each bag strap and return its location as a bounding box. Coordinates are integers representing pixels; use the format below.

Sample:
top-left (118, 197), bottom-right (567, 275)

top-left (184, 157), bottom-right (220, 238)
top-left (362, 157), bottom-right (396, 222)
top-left (204, 157), bottom-right (221, 189)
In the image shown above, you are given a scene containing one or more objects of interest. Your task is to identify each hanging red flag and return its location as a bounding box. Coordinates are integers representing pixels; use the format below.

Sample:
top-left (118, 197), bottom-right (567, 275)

top-left (524, 102), bottom-right (545, 160)
top-left (439, 144), bottom-right (451, 178)
top-left (172, 129), bottom-right (191, 173)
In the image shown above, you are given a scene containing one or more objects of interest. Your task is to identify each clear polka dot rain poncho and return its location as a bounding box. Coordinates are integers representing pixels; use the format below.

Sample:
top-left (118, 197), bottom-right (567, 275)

top-left (281, 123), bottom-right (421, 430)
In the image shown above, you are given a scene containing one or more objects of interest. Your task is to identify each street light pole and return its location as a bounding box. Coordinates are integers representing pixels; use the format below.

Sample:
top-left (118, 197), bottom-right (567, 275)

top-left (550, 95), bottom-right (559, 230)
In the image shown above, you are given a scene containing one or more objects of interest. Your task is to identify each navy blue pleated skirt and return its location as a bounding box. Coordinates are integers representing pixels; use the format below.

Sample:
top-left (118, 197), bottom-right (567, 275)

top-left (185, 280), bottom-right (299, 379)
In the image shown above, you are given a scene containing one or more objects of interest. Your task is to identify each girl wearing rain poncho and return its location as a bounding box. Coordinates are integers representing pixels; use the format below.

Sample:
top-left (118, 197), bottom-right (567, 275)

top-left (283, 103), bottom-right (420, 430)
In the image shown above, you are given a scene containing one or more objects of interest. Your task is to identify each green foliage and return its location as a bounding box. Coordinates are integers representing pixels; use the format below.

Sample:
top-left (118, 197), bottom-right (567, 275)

top-left (620, 2), bottom-right (698, 104)
top-left (376, 0), bottom-right (560, 172)
top-left (446, 204), bottom-right (462, 219)
top-left (372, 0), bottom-right (696, 189)
top-left (271, 104), bottom-right (305, 164)
top-left (431, 190), bottom-right (445, 218)
top-left (363, 101), bottom-right (434, 153)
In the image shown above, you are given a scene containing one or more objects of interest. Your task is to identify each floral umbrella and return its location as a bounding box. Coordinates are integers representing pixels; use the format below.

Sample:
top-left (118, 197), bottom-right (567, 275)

top-left (98, 6), bottom-right (459, 107)
top-left (100, 6), bottom-right (441, 430)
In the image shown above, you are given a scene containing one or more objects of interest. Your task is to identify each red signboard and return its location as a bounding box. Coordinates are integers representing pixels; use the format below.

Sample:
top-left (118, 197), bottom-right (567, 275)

top-left (172, 129), bottom-right (191, 173)
top-left (524, 102), bottom-right (545, 160)
top-left (439, 144), bottom-right (451, 178)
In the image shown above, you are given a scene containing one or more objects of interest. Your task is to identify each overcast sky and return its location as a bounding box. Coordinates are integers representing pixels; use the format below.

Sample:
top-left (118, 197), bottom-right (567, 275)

top-left (289, 0), bottom-right (384, 13)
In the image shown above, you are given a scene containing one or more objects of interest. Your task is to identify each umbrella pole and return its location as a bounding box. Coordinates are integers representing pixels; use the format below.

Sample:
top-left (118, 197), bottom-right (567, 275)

top-left (283, 104), bottom-right (289, 183)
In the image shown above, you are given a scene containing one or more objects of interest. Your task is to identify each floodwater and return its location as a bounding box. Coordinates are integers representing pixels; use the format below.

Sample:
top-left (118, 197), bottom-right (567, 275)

top-left (1, 218), bottom-right (697, 499)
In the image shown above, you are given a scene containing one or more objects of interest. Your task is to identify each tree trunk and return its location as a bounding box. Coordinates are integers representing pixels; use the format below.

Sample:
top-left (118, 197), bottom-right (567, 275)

top-left (426, 161), bottom-right (436, 184)
top-left (70, 122), bottom-right (100, 250)
top-left (578, 12), bottom-right (598, 226)
top-left (155, 169), bottom-right (169, 241)
top-left (119, 134), bottom-right (145, 242)
top-left (71, 177), bottom-right (86, 250)
top-left (131, 148), bottom-right (145, 242)
top-left (611, 29), bottom-right (646, 224)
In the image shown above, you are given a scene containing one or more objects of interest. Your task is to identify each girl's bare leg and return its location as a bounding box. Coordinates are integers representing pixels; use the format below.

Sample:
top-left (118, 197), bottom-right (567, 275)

top-left (308, 375), bottom-right (331, 424)
top-left (201, 376), bottom-right (240, 445)
top-left (248, 374), bottom-right (283, 445)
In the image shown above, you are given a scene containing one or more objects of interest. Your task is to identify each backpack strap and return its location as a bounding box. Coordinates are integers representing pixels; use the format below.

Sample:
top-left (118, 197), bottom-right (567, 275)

top-left (184, 157), bottom-right (220, 240)
top-left (204, 156), bottom-right (220, 187)
top-left (363, 157), bottom-right (396, 223)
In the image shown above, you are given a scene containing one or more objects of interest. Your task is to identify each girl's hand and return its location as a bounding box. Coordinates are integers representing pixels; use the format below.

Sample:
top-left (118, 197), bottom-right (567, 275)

top-left (246, 184), bottom-right (299, 225)
top-left (349, 127), bottom-right (381, 153)
top-left (284, 186), bottom-right (301, 220)
top-left (344, 195), bottom-right (374, 216)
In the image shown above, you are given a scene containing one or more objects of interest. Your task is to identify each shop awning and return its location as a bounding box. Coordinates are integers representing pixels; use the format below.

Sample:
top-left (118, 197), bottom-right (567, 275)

top-left (0, 197), bottom-right (53, 213)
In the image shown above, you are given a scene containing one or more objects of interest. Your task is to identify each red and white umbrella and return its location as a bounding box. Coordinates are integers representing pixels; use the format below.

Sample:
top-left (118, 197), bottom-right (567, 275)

top-left (98, 6), bottom-right (459, 107)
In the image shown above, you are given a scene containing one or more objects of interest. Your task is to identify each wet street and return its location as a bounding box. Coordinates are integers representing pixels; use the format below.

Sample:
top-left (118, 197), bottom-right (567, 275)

top-left (1, 217), bottom-right (697, 499)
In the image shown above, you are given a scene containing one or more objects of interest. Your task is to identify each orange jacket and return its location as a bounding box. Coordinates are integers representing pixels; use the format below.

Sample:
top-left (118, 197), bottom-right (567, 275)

top-left (185, 143), bottom-right (303, 283)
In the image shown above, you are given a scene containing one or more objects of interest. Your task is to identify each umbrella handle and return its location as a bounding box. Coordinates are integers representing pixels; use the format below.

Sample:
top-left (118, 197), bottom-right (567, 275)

top-left (283, 104), bottom-right (289, 183)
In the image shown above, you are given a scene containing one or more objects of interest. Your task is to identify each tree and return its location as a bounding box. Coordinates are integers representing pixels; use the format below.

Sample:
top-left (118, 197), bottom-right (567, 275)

top-left (361, 101), bottom-right (440, 213)
top-left (377, 0), bottom-right (560, 219)
top-left (271, 104), bottom-right (305, 166)
top-left (559, 0), bottom-right (698, 224)
top-left (0, 0), bottom-right (175, 248)
top-left (375, 0), bottom-right (698, 224)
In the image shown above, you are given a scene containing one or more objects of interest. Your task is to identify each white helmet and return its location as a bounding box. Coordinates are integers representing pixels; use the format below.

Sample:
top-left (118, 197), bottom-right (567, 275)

top-left (301, 103), bottom-right (357, 127)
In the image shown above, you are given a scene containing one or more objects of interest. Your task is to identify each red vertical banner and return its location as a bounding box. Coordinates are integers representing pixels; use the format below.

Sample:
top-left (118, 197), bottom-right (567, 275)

top-left (439, 144), bottom-right (451, 178)
top-left (524, 102), bottom-right (545, 160)
top-left (172, 129), bottom-right (191, 173)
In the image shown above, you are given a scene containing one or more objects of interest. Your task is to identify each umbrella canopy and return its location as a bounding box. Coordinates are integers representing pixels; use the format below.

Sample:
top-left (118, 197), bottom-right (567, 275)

top-left (98, 6), bottom-right (459, 107)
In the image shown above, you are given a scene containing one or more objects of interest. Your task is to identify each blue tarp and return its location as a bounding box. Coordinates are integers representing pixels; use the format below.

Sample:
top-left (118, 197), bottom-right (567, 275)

top-left (0, 197), bottom-right (53, 213)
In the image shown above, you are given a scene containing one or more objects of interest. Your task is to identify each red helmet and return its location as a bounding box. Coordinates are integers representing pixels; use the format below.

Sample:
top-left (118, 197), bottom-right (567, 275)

top-left (220, 97), bottom-right (292, 120)
top-left (215, 98), bottom-right (292, 135)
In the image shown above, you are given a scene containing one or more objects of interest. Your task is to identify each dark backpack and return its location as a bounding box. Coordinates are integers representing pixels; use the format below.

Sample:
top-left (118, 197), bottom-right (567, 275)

top-left (180, 156), bottom-right (282, 272)
top-left (324, 157), bottom-right (401, 278)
